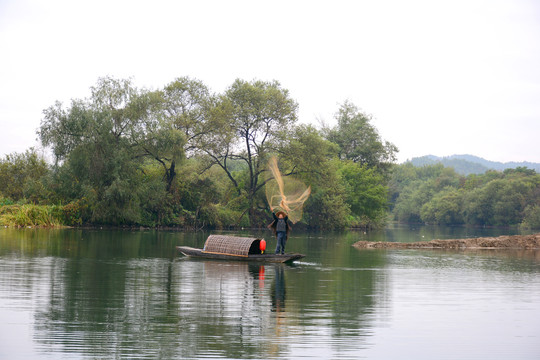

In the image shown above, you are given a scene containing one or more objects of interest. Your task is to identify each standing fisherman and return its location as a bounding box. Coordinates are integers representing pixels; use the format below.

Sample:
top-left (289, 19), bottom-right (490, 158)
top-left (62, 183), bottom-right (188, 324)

top-left (268, 210), bottom-right (292, 254)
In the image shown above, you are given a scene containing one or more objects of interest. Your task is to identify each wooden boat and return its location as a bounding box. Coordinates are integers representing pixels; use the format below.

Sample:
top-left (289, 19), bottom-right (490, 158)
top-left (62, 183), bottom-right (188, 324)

top-left (177, 234), bottom-right (305, 263)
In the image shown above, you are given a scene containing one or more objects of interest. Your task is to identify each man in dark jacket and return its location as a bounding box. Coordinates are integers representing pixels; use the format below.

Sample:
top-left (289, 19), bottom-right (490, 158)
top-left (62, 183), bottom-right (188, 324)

top-left (268, 210), bottom-right (291, 254)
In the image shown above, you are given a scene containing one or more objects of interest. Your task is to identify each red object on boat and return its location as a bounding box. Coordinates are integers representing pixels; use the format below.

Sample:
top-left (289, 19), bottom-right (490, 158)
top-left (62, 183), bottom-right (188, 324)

top-left (260, 239), bottom-right (266, 253)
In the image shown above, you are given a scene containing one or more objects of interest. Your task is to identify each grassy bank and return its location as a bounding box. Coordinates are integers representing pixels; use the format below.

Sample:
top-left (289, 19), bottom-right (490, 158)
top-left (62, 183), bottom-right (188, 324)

top-left (0, 204), bottom-right (74, 228)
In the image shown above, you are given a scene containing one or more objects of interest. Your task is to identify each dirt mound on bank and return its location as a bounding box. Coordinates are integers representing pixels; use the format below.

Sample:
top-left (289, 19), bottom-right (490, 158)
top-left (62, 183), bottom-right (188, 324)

top-left (353, 233), bottom-right (540, 250)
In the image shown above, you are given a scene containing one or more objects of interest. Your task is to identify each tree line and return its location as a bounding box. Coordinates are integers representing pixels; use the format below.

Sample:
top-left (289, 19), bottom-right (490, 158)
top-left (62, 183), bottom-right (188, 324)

top-left (0, 76), bottom-right (395, 229)
top-left (2, 76), bottom-right (538, 229)
top-left (390, 163), bottom-right (540, 228)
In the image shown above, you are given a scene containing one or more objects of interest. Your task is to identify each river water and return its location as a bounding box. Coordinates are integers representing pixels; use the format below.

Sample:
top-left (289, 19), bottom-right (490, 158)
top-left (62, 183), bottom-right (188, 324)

top-left (0, 226), bottom-right (539, 359)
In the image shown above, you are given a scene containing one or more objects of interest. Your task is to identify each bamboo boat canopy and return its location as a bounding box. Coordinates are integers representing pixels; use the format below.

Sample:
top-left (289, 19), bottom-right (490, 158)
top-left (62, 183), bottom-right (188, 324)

top-left (202, 235), bottom-right (265, 257)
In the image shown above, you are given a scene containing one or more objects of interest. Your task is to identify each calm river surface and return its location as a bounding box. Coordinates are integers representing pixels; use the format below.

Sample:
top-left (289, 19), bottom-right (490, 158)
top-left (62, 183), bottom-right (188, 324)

top-left (1, 225), bottom-right (539, 359)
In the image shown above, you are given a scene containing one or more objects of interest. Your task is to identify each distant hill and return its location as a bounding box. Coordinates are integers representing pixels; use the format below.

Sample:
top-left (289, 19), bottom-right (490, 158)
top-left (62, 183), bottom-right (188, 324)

top-left (407, 154), bottom-right (540, 175)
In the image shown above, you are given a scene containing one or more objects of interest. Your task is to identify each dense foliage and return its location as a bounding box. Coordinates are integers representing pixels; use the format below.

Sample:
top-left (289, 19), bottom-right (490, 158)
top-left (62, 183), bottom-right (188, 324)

top-left (390, 163), bottom-right (540, 228)
top-left (3, 77), bottom-right (537, 229)
top-left (1, 77), bottom-right (397, 229)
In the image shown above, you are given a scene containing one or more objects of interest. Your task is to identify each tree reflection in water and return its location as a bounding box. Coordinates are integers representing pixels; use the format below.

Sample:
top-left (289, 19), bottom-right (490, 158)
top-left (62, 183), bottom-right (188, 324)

top-left (2, 229), bottom-right (388, 359)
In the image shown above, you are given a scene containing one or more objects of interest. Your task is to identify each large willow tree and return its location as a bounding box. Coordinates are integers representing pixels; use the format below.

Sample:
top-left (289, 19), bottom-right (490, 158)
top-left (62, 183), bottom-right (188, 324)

top-left (200, 79), bottom-right (298, 225)
top-left (39, 77), bottom-right (148, 223)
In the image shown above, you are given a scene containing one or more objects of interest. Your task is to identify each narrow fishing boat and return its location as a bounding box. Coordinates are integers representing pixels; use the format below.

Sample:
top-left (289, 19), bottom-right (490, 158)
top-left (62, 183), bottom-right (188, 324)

top-left (177, 234), bottom-right (305, 263)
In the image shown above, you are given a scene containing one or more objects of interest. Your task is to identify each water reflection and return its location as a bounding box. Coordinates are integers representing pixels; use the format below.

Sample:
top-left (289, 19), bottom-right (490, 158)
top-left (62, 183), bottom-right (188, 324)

top-left (271, 265), bottom-right (286, 313)
top-left (1, 228), bottom-right (539, 359)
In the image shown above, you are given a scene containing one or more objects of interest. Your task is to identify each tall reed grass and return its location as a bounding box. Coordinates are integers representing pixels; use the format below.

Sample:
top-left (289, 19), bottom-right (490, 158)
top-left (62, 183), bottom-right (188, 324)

top-left (0, 204), bottom-right (64, 227)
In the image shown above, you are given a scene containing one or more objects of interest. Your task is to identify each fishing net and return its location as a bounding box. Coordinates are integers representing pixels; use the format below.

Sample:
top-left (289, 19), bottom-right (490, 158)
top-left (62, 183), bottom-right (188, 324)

top-left (265, 156), bottom-right (311, 224)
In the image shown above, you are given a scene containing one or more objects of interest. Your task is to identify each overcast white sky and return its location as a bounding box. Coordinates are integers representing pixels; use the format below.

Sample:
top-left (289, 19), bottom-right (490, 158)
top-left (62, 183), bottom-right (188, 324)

top-left (1, 0), bottom-right (539, 163)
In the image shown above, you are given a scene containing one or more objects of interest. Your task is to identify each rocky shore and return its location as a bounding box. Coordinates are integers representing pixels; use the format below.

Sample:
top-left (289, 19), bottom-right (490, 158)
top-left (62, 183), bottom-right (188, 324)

top-left (353, 233), bottom-right (540, 250)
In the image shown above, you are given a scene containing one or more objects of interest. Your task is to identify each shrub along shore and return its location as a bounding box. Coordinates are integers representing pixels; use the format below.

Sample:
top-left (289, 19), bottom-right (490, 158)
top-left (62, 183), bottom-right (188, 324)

top-left (0, 204), bottom-right (76, 228)
top-left (0, 203), bottom-right (198, 229)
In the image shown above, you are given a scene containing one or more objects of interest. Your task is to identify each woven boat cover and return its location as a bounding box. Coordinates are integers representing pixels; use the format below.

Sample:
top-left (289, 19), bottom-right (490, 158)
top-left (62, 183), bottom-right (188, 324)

top-left (203, 235), bottom-right (261, 257)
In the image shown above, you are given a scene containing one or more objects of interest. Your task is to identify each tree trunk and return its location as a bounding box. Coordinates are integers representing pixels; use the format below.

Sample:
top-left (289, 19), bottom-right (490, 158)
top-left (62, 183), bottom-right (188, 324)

top-left (165, 160), bottom-right (176, 192)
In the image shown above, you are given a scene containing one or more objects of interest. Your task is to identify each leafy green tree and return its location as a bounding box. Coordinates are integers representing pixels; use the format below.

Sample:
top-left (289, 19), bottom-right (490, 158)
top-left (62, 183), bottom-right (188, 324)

top-left (0, 148), bottom-right (49, 203)
top-left (201, 79), bottom-right (298, 225)
top-left (504, 167), bottom-right (537, 176)
top-left (462, 185), bottom-right (493, 225)
top-left (492, 178), bottom-right (535, 225)
top-left (39, 77), bottom-right (145, 224)
top-left (278, 125), bottom-right (350, 228)
top-left (160, 77), bottom-right (219, 154)
top-left (390, 164), bottom-right (466, 224)
top-left (325, 101), bottom-right (398, 173)
top-left (462, 176), bottom-right (537, 226)
top-left (338, 161), bottom-right (388, 225)
top-left (174, 158), bottom-right (247, 229)
top-left (302, 159), bottom-right (350, 229)
top-left (278, 124), bottom-right (339, 176)
top-left (522, 204), bottom-right (540, 229)
top-left (392, 181), bottom-right (431, 223)
top-left (135, 161), bottom-right (181, 226)
top-left (136, 77), bottom-right (222, 191)
top-left (431, 167), bottom-right (463, 191)
top-left (132, 90), bottom-right (186, 192)
top-left (420, 187), bottom-right (464, 225)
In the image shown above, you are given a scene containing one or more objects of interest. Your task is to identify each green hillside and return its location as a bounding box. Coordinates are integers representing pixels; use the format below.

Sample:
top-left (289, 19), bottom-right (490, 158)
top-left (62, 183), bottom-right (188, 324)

top-left (408, 155), bottom-right (540, 175)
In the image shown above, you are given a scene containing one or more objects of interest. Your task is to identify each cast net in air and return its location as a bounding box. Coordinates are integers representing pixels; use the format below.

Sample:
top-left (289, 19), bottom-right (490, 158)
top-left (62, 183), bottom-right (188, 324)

top-left (265, 156), bottom-right (311, 224)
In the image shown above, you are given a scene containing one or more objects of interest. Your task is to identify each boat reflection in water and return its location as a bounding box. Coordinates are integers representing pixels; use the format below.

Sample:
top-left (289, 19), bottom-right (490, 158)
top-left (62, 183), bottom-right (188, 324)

top-left (195, 260), bottom-right (295, 358)
top-left (271, 264), bottom-right (286, 313)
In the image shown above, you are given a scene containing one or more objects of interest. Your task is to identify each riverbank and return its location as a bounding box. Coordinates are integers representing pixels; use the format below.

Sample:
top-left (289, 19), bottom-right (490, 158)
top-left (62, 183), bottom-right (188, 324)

top-left (353, 233), bottom-right (540, 250)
